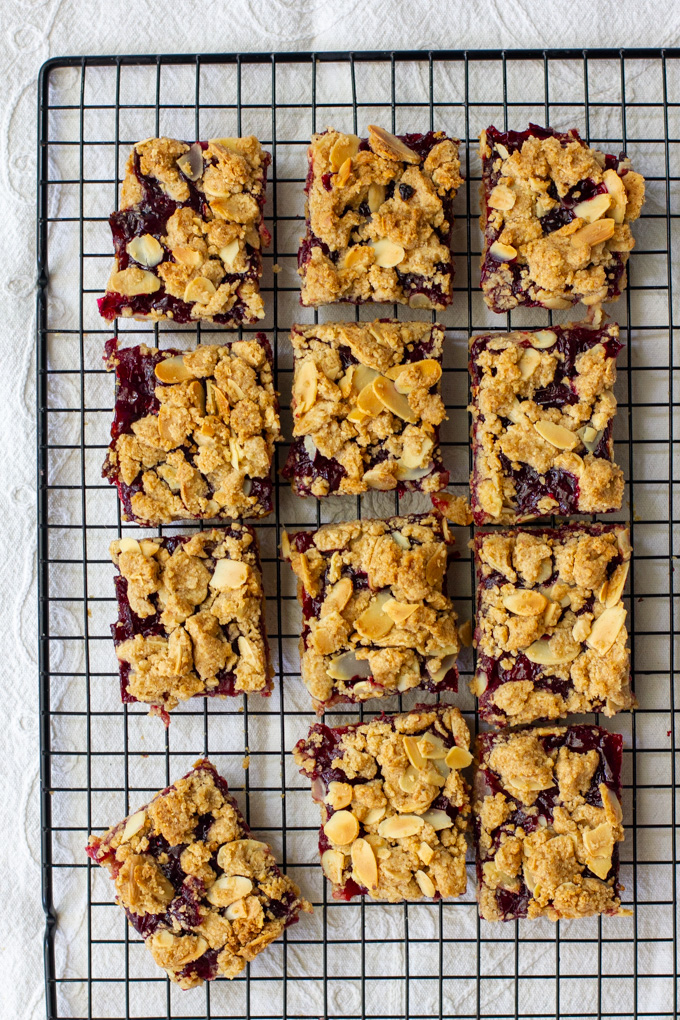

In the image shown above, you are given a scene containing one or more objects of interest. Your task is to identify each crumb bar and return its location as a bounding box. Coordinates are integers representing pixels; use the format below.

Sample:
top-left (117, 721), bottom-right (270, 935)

top-left (110, 527), bottom-right (273, 720)
top-left (468, 322), bottom-right (624, 523)
top-left (102, 338), bottom-right (280, 524)
top-left (293, 705), bottom-right (471, 902)
top-left (86, 759), bottom-right (311, 988)
top-left (479, 124), bottom-right (645, 312)
top-left (471, 523), bottom-right (635, 727)
top-left (98, 136), bottom-right (270, 326)
top-left (298, 125), bottom-right (462, 309)
top-left (281, 511), bottom-right (460, 712)
top-left (474, 725), bottom-right (627, 921)
top-left (282, 320), bottom-right (448, 496)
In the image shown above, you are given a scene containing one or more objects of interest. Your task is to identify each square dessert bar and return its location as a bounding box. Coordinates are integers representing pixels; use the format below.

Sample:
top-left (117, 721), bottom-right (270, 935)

top-left (479, 124), bottom-right (645, 312)
top-left (98, 136), bottom-right (270, 326)
top-left (111, 526), bottom-right (273, 720)
top-left (474, 725), bottom-right (627, 921)
top-left (298, 125), bottom-right (462, 309)
top-left (103, 337), bottom-right (280, 524)
top-left (86, 759), bottom-right (311, 988)
top-left (469, 322), bottom-right (624, 523)
top-left (471, 523), bottom-right (634, 728)
top-left (282, 320), bottom-right (448, 497)
top-left (293, 705), bottom-right (471, 902)
top-left (282, 511), bottom-right (461, 711)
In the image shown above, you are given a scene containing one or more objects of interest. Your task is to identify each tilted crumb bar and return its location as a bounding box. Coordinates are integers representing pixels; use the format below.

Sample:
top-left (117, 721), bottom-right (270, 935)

top-left (282, 320), bottom-right (448, 496)
top-left (469, 322), bottom-right (624, 524)
top-left (471, 523), bottom-right (635, 728)
top-left (294, 705), bottom-right (471, 903)
top-left (474, 725), bottom-right (628, 921)
top-left (479, 123), bottom-right (644, 313)
top-left (98, 136), bottom-right (270, 326)
top-left (282, 510), bottom-right (461, 712)
top-left (111, 527), bottom-right (273, 721)
top-left (86, 760), bottom-right (311, 988)
top-left (103, 338), bottom-right (280, 524)
top-left (298, 125), bottom-right (462, 309)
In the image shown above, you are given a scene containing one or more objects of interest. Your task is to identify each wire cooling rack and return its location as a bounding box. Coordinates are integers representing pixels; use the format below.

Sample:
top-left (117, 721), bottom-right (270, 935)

top-left (36, 49), bottom-right (679, 1020)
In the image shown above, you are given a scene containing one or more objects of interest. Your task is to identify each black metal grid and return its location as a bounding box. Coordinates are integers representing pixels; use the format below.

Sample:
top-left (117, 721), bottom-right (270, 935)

top-left (36, 49), bottom-right (679, 1020)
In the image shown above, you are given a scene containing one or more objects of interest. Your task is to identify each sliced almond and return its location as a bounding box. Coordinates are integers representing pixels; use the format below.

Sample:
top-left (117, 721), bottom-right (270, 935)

top-left (534, 420), bottom-right (579, 450)
top-left (577, 424), bottom-right (603, 453)
top-left (572, 617), bottom-right (592, 643)
top-left (370, 238), bottom-right (406, 268)
top-left (219, 239), bottom-right (240, 268)
top-left (524, 638), bottom-right (579, 665)
top-left (368, 182), bottom-right (385, 212)
top-left (326, 651), bottom-right (371, 682)
top-left (176, 143), bottom-right (203, 181)
top-left (355, 590), bottom-right (394, 641)
top-left (509, 775), bottom-right (554, 792)
top-left (206, 875), bottom-right (253, 907)
top-left (357, 378), bottom-right (386, 417)
top-left (351, 364), bottom-right (380, 393)
top-left (330, 134), bottom-right (360, 171)
top-left (293, 360), bottom-right (318, 414)
top-left (399, 766), bottom-right (419, 793)
top-left (391, 532), bottom-right (410, 550)
top-left (586, 604), bottom-right (626, 655)
top-left (321, 577), bottom-right (354, 618)
top-left (603, 168), bottom-right (628, 224)
top-left (119, 537), bottom-right (141, 554)
top-left (403, 735), bottom-right (426, 770)
top-left (542, 601), bottom-right (562, 628)
top-left (572, 192), bottom-right (611, 223)
top-left (205, 380), bottom-right (230, 419)
top-left (126, 233), bottom-right (164, 268)
top-left (488, 184), bottom-right (516, 211)
top-left (445, 746), bottom-right (473, 770)
top-left (529, 330), bottom-right (557, 350)
top-left (489, 241), bottom-right (517, 261)
top-left (321, 849), bottom-right (345, 884)
top-left (395, 462), bottom-right (434, 482)
top-left (605, 561), bottom-right (629, 608)
top-left (417, 842), bottom-right (434, 865)
top-left (343, 246), bottom-right (367, 269)
top-left (427, 653), bottom-right (457, 684)
top-left (518, 347), bottom-right (541, 380)
top-left (583, 821), bottom-right (615, 858)
top-left (347, 407), bottom-right (370, 424)
top-left (351, 838), bottom-right (378, 889)
top-left (335, 156), bottom-right (353, 188)
top-left (420, 809), bottom-right (453, 831)
top-left (617, 529), bottom-right (632, 561)
top-left (324, 781), bottom-right (353, 810)
top-left (425, 547), bottom-right (447, 587)
top-left (494, 142), bottom-right (510, 160)
top-left (414, 869), bottom-right (436, 897)
top-left (139, 539), bottom-right (160, 557)
top-left (571, 218), bottom-right (616, 247)
top-left (600, 783), bottom-right (623, 824)
top-left (210, 193), bottom-right (259, 223)
top-left (211, 558), bottom-right (249, 590)
top-left (373, 376), bottom-right (418, 422)
top-left (155, 355), bottom-right (193, 384)
top-left (324, 810), bottom-right (359, 846)
top-left (586, 854), bottom-right (612, 880)
top-left (363, 806), bottom-right (386, 825)
top-left (409, 293), bottom-right (433, 309)
top-left (418, 734), bottom-right (446, 760)
top-left (502, 589), bottom-right (547, 616)
top-left (383, 599), bottom-right (418, 625)
top-left (237, 635), bottom-right (259, 666)
top-left (173, 245), bottom-right (203, 268)
top-left (393, 359), bottom-right (442, 394)
top-left (109, 266), bottom-right (160, 296)
top-left (121, 810), bottom-right (146, 842)
top-left (378, 814), bottom-right (424, 839)
top-left (367, 124), bottom-right (421, 163)
top-left (184, 277), bottom-right (216, 304)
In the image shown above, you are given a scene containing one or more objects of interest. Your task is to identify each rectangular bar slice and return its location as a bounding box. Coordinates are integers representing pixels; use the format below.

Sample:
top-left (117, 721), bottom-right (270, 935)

top-left (479, 124), bottom-right (645, 313)
top-left (282, 511), bottom-right (461, 712)
top-left (298, 125), bottom-right (462, 309)
top-left (282, 320), bottom-right (448, 496)
top-left (469, 321), bottom-right (624, 524)
top-left (110, 526), bottom-right (273, 721)
top-left (103, 337), bottom-right (280, 524)
top-left (471, 523), bottom-right (634, 728)
top-left (293, 704), bottom-right (471, 902)
top-left (86, 759), bottom-right (311, 988)
top-left (474, 725), bottom-right (627, 921)
top-left (98, 136), bottom-right (270, 326)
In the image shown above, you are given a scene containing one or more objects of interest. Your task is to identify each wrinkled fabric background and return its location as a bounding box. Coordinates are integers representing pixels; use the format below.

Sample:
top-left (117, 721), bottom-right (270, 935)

top-left (2, 2), bottom-right (680, 1018)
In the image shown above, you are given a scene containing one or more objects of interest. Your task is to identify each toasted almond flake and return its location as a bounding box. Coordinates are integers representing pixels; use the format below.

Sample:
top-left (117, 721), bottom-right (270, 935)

top-left (403, 735), bottom-right (426, 770)
top-left (343, 245), bottom-right (367, 269)
top-left (600, 783), bottom-right (623, 824)
top-left (119, 537), bottom-right (141, 554)
top-left (219, 239), bottom-right (240, 268)
top-left (363, 806), bottom-right (386, 825)
top-left (327, 651), bottom-right (371, 682)
top-left (572, 217), bottom-right (616, 246)
top-left (417, 734), bottom-right (446, 760)
top-left (368, 182), bottom-right (386, 212)
top-left (330, 134), bottom-right (360, 171)
top-left (378, 814), bottom-right (424, 839)
top-left (211, 558), bottom-right (249, 590)
top-left (444, 746), bottom-right (473, 770)
top-left (126, 233), bottom-right (164, 268)
top-left (109, 266), bottom-right (160, 297)
top-left (421, 809), bottom-right (453, 831)
top-left (321, 576), bottom-right (354, 619)
top-left (205, 380), bottom-right (230, 419)
top-left (176, 143), bottom-right (204, 181)
top-left (351, 364), bottom-right (380, 393)
top-left (583, 821), bottom-right (615, 858)
top-left (534, 419), bottom-right (580, 450)
top-left (542, 601), bottom-right (562, 628)
top-left (518, 347), bottom-right (541, 380)
top-left (184, 276), bottom-right (217, 304)
top-left (409, 293), bottom-right (433, 308)
top-left (391, 531), bottom-right (410, 550)
top-left (372, 376), bottom-right (418, 422)
top-left (139, 539), bottom-right (159, 558)
top-left (529, 330), bottom-right (558, 350)
top-left (370, 237), bottom-right (406, 268)
top-left (351, 838), bottom-right (378, 888)
top-left (605, 561), bottom-right (629, 608)
top-left (320, 848), bottom-right (345, 884)
top-left (393, 359), bottom-right (442, 394)
top-left (417, 842), bottom-right (434, 865)
top-left (488, 183), bottom-right (516, 211)
top-left (489, 240), bottom-right (517, 261)
top-left (121, 810), bottom-right (146, 842)
top-left (494, 142), bottom-right (510, 160)
top-left (572, 617), bottom-right (592, 643)
top-left (572, 192), bottom-right (612, 223)
top-left (577, 424), bottom-right (604, 453)
top-left (399, 766), bottom-right (419, 793)
top-left (155, 355), bottom-right (193, 384)
top-left (603, 168), bottom-right (628, 224)
top-left (586, 854), bottom-right (612, 879)
top-left (617, 529), bottom-right (632, 561)
top-left (509, 775), bottom-right (554, 792)
top-left (502, 589), bottom-right (548, 616)
top-left (324, 810), bottom-right (359, 846)
top-left (367, 124), bottom-right (421, 163)
top-left (355, 590), bottom-right (394, 641)
top-left (395, 461), bottom-right (434, 482)
top-left (425, 547), bottom-right (447, 587)
top-left (173, 245), bottom-right (203, 267)
top-left (415, 869), bottom-right (436, 897)
top-left (293, 359), bottom-right (318, 414)
top-left (427, 653), bottom-right (457, 684)
top-left (586, 604), bottom-right (627, 655)
top-left (357, 378), bottom-right (386, 417)
top-left (206, 875), bottom-right (253, 907)
top-left (347, 407), bottom-right (370, 424)
top-left (525, 638), bottom-right (579, 665)
top-left (324, 781), bottom-right (353, 810)
top-left (335, 156), bottom-right (353, 187)
top-left (210, 193), bottom-right (260, 223)
top-left (383, 599), bottom-right (418, 625)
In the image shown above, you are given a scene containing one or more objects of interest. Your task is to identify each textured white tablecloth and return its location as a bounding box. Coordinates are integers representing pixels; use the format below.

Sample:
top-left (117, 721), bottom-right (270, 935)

top-left (3, 2), bottom-right (680, 1018)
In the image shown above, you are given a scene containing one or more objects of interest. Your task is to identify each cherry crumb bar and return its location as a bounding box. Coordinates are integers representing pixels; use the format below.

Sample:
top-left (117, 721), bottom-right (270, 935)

top-left (98, 136), bottom-right (270, 326)
top-left (86, 759), bottom-right (311, 989)
top-left (474, 725), bottom-right (628, 921)
top-left (110, 527), bottom-right (273, 721)
top-left (103, 338), bottom-right (280, 524)
top-left (479, 124), bottom-right (644, 313)
top-left (282, 320), bottom-right (448, 497)
top-left (293, 705), bottom-right (471, 902)
top-left (469, 322), bottom-right (624, 524)
top-left (282, 511), bottom-right (461, 712)
top-left (471, 523), bottom-right (635, 728)
top-left (298, 125), bottom-right (462, 309)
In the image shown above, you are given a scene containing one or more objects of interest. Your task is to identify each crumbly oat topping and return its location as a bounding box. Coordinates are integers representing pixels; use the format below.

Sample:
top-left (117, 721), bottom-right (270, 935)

top-left (472, 524), bottom-right (634, 727)
top-left (282, 320), bottom-right (448, 496)
top-left (99, 137), bottom-right (270, 326)
top-left (111, 528), bottom-right (272, 715)
top-left (479, 125), bottom-right (645, 312)
top-left (294, 705), bottom-right (471, 903)
top-left (86, 760), bottom-right (311, 988)
top-left (103, 338), bottom-right (280, 524)
top-left (468, 323), bottom-right (624, 523)
top-left (282, 511), bottom-right (460, 711)
top-left (298, 126), bottom-right (462, 309)
top-left (474, 726), bottom-right (627, 921)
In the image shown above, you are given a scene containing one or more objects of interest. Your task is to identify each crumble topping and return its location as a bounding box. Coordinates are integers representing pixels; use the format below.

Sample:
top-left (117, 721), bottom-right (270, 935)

top-left (294, 706), bottom-right (471, 903)
top-left (468, 323), bottom-right (624, 523)
top-left (479, 125), bottom-right (645, 312)
top-left (99, 136), bottom-right (270, 326)
top-left (86, 760), bottom-right (311, 988)
top-left (103, 338), bottom-right (280, 524)
top-left (299, 126), bottom-right (462, 309)
top-left (282, 511), bottom-right (460, 711)
top-left (474, 726), bottom-right (627, 921)
top-left (283, 320), bottom-right (448, 496)
top-left (472, 524), bottom-right (634, 727)
top-left (111, 528), bottom-right (272, 714)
